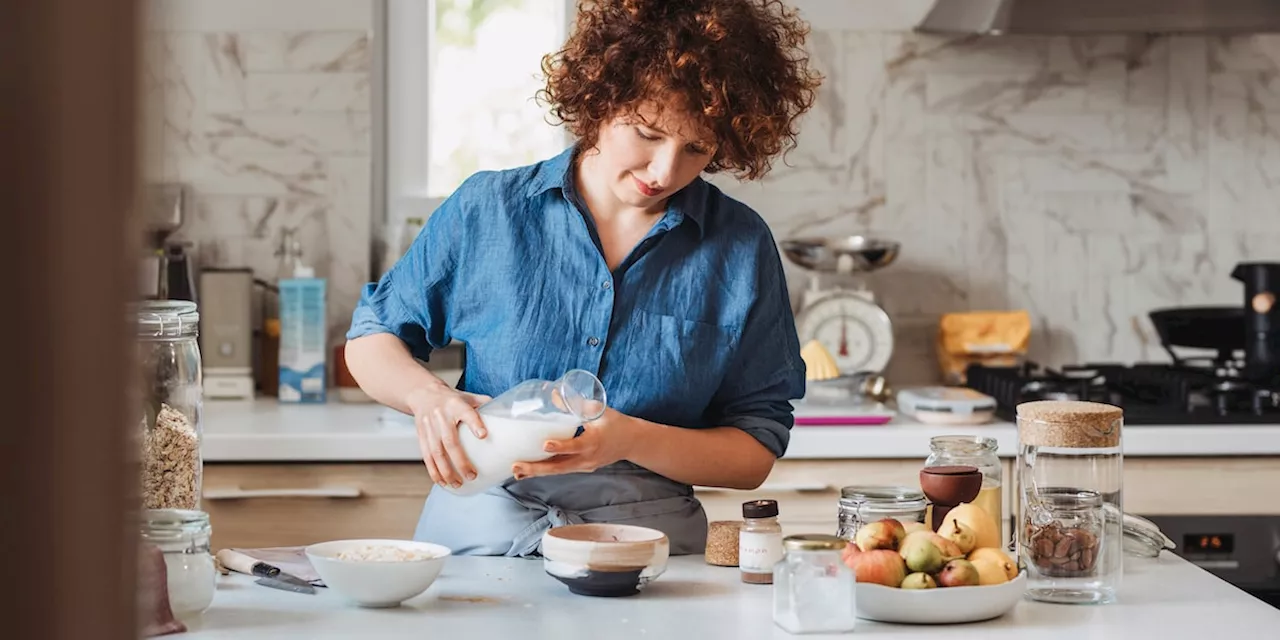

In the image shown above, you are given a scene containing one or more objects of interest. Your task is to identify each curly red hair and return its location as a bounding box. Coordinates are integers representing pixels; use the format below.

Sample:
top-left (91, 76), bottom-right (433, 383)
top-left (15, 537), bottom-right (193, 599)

top-left (538, 0), bottom-right (823, 181)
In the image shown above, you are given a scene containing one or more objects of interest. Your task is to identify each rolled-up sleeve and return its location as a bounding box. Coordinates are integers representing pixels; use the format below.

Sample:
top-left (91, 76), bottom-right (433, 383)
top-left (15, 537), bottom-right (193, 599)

top-left (346, 189), bottom-right (468, 362)
top-left (706, 236), bottom-right (807, 458)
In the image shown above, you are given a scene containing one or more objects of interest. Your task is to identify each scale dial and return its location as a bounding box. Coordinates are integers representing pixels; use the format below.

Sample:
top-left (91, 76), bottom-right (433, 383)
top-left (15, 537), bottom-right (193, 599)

top-left (797, 293), bottom-right (894, 374)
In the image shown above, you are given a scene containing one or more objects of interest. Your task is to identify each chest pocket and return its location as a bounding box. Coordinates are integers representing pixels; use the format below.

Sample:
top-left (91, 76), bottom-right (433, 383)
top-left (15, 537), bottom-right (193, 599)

top-left (610, 308), bottom-right (737, 425)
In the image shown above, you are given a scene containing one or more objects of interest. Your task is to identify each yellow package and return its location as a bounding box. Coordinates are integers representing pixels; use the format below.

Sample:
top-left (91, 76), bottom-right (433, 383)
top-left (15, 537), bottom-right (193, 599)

top-left (937, 311), bottom-right (1031, 384)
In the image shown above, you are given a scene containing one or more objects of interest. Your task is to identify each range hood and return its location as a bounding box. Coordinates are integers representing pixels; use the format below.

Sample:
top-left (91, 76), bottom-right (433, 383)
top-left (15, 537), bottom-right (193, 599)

top-left (917, 0), bottom-right (1280, 35)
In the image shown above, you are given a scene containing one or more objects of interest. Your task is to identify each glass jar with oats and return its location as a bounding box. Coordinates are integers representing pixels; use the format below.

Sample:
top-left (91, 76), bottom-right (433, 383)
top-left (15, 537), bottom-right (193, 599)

top-left (134, 301), bottom-right (204, 511)
top-left (1016, 400), bottom-right (1123, 605)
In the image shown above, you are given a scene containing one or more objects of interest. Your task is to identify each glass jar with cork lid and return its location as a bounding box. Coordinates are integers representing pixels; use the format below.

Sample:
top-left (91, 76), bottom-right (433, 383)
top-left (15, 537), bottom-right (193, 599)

top-left (1016, 400), bottom-right (1123, 605)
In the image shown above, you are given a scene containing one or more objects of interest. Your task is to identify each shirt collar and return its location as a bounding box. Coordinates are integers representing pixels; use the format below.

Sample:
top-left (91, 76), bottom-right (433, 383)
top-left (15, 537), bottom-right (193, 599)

top-left (526, 145), bottom-right (707, 239)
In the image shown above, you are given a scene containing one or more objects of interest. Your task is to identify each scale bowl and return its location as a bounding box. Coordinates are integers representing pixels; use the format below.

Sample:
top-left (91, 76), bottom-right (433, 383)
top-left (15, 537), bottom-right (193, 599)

top-left (780, 236), bottom-right (901, 273)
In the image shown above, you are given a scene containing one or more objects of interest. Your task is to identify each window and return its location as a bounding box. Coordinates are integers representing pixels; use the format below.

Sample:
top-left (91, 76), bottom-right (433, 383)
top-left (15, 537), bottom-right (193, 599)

top-left (380, 0), bottom-right (575, 272)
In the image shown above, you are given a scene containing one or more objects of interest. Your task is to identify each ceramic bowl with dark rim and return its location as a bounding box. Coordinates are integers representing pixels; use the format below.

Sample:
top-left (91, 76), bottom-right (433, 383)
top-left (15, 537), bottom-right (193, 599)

top-left (540, 523), bottom-right (670, 597)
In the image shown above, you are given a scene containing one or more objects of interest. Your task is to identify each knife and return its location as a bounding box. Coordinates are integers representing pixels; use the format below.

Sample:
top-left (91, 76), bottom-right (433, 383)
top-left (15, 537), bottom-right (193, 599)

top-left (215, 549), bottom-right (317, 594)
top-left (255, 575), bottom-right (317, 595)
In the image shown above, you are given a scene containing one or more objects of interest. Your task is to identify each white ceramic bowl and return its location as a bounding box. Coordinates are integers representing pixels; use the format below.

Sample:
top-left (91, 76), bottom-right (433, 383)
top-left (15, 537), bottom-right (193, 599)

top-left (541, 524), bottom-right (670, 597)
top-left (855, 571), bottom-right (1027, 624)
top-left (305, 539), bottom-right (451, 608)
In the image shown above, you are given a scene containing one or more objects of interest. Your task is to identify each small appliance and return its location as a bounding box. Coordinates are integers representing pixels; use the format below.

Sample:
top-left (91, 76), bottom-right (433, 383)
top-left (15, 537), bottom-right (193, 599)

top-left (139, 182), bottom-right (198, 303)
top-left (1231, 262), bottom-right (1280, 384)
top-left (780, 235), bottom-right (899, 375)
top-left (199, 268), bottom-right (255, 400)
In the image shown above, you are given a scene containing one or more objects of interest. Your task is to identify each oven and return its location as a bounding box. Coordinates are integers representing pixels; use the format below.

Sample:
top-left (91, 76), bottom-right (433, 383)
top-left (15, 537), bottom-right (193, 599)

top-left (1140, 514), bottom-right (1280, 609)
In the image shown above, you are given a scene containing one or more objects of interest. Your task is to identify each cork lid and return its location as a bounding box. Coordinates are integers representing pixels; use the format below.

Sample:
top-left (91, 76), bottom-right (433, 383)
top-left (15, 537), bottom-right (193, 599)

top-left (1016, 400), bottom-right (1122, 448)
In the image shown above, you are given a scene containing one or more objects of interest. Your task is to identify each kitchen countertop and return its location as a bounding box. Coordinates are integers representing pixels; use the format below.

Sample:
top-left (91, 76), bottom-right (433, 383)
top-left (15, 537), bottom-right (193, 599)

top-left (200, 399), bottom-right (1280, 462)
top-left (178, 553), bottom-right (1279, 638)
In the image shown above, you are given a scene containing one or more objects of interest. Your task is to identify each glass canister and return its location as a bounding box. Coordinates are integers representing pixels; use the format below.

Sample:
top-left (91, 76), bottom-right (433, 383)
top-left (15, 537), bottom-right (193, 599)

top-left (140, 509), bottom-right (217, 619)
top-left (135, 301), bottom-right (204, 511)
top-left (773, 534), bottom-right (857, 635)
top-left (1016, 400), bottom-right (1123, 605)
top-left (837, 486), bottom-right (927, 541)
top-left (925, 435), bottom-right (1003, 543)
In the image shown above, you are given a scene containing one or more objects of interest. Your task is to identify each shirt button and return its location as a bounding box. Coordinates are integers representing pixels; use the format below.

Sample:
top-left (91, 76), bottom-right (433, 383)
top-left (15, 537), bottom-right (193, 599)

top-left (602, 280), bottom-right (612, 290)
top-left (587, 336), bottom-right (600, 347)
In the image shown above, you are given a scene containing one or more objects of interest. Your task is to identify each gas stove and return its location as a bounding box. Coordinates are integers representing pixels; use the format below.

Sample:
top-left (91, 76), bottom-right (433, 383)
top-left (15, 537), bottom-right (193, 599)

top-left (964, 361), bottom-right (1280, 425)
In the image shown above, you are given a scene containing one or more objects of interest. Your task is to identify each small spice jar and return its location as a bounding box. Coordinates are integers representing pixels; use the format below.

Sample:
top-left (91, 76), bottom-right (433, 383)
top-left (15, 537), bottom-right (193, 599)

top-left (739, 500), bottom-right (783, 584)
top-left (772, 534), bottom-right (857, 635)
top-left (836, 486), bottom-right (927, 541)
top-left (140, 509), bottom-right (216, 619)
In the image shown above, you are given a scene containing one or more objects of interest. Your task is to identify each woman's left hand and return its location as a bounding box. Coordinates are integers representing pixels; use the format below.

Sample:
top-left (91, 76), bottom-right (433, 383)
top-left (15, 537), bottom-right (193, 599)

top-left (512, 408), bottom-right (641, 479)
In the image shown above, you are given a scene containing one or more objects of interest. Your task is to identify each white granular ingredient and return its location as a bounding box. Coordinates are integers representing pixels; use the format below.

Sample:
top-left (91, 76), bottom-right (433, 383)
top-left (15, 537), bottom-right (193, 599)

top-left (336, 545), bottom-right (439, 562)
top-left (142, 404), bottom-right (200, 510)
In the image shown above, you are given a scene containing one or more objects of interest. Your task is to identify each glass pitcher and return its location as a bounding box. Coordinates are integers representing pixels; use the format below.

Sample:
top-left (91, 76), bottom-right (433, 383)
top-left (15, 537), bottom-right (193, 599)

top-left (443, 369), bottom-right (607, 497)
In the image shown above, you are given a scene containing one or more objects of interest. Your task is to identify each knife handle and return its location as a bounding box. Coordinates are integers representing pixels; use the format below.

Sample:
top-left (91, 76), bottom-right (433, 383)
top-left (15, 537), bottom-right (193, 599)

top-left (215, 549), bottom-right (280, 579)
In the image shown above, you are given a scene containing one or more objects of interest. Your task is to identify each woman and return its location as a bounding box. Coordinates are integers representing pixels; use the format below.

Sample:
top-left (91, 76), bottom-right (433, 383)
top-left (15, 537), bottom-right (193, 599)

top-left (344, 0), bottom-right (822, 557)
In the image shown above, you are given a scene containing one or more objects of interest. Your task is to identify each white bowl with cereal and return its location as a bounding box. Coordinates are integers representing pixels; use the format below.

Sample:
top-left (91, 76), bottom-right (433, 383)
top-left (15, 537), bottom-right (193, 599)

top-left (305, 539), bottom-right (451, 608)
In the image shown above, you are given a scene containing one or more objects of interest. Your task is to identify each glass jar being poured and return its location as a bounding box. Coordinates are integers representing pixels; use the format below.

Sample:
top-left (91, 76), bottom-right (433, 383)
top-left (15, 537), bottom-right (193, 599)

top-left (443, 369), bottom-right (607, 497)
top-left (1016, 400), bottom-right (1123, 605)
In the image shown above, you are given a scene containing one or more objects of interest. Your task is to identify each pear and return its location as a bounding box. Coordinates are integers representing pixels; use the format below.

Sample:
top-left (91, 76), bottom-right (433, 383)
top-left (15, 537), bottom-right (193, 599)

top-left (939, 502), bottom-right (1001, 550)
top-left (901, 572), bottom-right (937, 589)
top-left (936, 559), bottom-right (980, 587)
top-left (898, 532), bottom-right (945, 574)
top-left (967, 547), bottom-right (1018, 581)
top-left (846, 549), bottom-right (907, 587)
top-left (970, 558), bottom-right (1011, 585)
top-left (903, 521), bottom-right (932, 536)
top-left (941, 519), bottom-right (977, 555)
top-left (855, 520), bottom-right (903, 552)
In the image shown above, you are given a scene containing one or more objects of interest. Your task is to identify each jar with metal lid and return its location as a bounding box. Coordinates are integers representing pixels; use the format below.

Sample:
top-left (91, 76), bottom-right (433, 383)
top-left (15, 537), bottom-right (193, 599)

top-left (925, 435), bottom-right (1003, 543)
top-left (140, 508), bottom-right (216, 619)
top-left (837, 486), bottom-right (927, 541)
top-left (134, 301), bottom-right (204, 511)
top-left (772, 534), bottom-right (857, 635)
top-left (1016, 400), bottom-right (1123, 605)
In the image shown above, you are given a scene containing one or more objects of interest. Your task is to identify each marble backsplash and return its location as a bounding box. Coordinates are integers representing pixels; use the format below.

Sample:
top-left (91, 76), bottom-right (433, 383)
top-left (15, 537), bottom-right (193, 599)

top-left (143, 0), bottom-right (1280, 385)
top-left (712, 32), bottom-right (1280, 383)
top-left (142, 0), bottom-right (375, 343)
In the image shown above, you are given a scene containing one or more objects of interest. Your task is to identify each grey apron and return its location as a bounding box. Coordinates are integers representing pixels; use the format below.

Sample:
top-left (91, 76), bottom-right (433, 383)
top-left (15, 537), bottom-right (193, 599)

top-left (413, 461), bottom-right (709, 557)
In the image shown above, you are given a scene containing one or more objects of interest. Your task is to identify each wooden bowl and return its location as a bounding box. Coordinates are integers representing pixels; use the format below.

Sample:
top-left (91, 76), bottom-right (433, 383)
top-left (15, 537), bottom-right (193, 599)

top-left (541, 524), bottom-right (670, 597)
top-left (919, 465), bottom-right (983, 506)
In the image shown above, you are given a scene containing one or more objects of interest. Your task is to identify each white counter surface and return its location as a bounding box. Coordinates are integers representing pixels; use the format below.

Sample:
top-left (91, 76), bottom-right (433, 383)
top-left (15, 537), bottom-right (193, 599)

top-left (201, 399), bottom-right (1280, 462)
top-left (178, 554), bottom-right (1279, 638)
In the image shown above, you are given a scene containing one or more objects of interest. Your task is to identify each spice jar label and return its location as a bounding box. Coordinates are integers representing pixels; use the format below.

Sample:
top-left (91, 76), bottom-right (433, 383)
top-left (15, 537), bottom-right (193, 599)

top-left (739, 531), bottom-right (783, 573)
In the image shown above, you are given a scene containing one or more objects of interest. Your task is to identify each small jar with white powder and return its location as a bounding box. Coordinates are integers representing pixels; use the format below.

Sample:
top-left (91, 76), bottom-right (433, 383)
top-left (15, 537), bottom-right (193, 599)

top-left (141, 509), bottom-right (217, 619)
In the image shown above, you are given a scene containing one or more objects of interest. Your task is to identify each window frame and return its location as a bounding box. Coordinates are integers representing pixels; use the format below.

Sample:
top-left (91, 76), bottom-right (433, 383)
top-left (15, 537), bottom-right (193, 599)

top-left (374, 0), bottom-right (578, 275)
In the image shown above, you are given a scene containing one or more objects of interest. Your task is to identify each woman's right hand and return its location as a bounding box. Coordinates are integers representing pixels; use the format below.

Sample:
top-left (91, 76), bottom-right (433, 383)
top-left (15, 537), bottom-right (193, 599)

top-left (404, 385), bottom-right (491, 489)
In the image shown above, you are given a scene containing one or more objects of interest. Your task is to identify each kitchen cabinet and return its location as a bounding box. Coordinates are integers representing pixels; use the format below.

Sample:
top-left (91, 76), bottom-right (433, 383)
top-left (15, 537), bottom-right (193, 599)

top-left (202, 463), bottom-right (433, 550)
top-left (203, 457), bottom-right (1280, 550)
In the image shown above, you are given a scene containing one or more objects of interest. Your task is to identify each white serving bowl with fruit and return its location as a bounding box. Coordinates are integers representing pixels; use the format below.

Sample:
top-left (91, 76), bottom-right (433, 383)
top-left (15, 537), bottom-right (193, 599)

top-left (843, 506), bottom-right (1026, 624)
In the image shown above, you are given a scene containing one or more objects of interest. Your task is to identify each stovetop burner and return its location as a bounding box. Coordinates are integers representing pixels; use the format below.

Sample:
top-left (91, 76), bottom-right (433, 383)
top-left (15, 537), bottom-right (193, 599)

top-left (965, 361), bottom-right (1280, 425)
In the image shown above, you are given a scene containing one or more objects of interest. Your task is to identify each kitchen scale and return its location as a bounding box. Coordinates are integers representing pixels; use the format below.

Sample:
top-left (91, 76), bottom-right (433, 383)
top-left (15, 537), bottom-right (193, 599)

top-left (781, 235), bottom-right (901, 426)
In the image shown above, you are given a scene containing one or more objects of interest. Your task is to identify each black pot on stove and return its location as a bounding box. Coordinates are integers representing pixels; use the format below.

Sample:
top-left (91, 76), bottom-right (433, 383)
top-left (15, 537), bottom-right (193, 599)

top-left (1231, 262), bottom-right (1280, 382)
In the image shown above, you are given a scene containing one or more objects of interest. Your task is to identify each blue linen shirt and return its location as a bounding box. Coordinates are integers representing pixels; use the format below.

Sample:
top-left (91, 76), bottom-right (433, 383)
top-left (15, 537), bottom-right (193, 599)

top-left (347, 146), bottom-right (806, 458)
